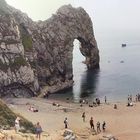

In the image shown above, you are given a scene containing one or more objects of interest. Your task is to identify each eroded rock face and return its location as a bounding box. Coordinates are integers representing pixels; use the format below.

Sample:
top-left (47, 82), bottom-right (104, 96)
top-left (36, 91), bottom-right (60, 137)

top-left (0, 0), bottom-right (99, 97)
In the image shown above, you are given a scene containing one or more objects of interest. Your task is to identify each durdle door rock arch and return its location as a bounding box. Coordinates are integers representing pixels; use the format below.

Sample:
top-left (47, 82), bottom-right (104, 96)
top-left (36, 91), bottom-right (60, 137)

top-left (0, 0), bottom-right (99, 96)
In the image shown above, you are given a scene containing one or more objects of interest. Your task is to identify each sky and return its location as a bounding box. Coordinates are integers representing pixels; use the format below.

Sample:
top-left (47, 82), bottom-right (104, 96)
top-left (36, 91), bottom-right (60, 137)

top-left (6, 0), bottom-right (140, 36)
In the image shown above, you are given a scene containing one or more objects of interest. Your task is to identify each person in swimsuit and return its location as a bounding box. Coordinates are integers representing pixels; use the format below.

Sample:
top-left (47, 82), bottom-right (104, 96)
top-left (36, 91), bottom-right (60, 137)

top-left (35, 122), bottom-right (42, 140)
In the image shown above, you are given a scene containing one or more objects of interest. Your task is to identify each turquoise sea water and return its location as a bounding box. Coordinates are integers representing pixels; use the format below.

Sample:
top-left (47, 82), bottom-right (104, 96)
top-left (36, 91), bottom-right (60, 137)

top-left (50, 31), bottom-right (140, 103)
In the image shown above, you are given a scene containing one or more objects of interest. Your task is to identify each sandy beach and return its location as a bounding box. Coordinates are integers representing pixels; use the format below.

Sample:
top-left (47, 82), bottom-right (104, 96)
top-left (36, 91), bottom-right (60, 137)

top-left (3, 97), bottom-right (140, 140)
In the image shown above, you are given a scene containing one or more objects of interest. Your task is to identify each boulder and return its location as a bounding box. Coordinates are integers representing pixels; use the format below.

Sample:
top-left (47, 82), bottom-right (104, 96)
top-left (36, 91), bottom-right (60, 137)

top-left (63, 129), bottom-right (76, 140)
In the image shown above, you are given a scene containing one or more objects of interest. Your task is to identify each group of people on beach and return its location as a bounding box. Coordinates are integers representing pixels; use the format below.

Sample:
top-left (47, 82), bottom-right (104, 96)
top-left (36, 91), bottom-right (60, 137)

top-left (128, 94), bottom-right (140, 102)
top-left (89, 117), bottom-right (106, 133)
top-left (64, 112), bottom-right (106, 135)
top-left (80, 97), bottom-right (101, 108)
top-left (85, 113), bottom-right (106, 133)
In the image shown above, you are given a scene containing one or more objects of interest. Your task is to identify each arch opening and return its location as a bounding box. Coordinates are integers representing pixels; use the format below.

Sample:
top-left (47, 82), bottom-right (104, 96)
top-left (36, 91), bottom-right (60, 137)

top-left (72, 39), bottom-right (99, 102)
top-left (72, 39), bottom-right (86, 101)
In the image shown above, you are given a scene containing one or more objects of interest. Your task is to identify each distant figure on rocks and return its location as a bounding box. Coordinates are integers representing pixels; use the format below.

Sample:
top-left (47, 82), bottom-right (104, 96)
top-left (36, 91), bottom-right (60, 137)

top-left (82, 112), bottom-right (86, 122)
top-left (35, 122), bottom-right (42, 140)
top-left (64, 118), bottom-right (68, 129)
top-left (89, 117), bottom-right (94, 130)
top-left (15, 117), bottom-right (20, 133)
top-left (102, 121), bottom-right (106, 132)
top-left (97, 121), bottom-right (101, 133)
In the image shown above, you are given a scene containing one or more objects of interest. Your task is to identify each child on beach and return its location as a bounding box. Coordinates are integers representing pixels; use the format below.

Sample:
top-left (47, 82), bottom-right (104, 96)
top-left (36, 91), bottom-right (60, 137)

top-left (35, 122), bottom-right (42, 140)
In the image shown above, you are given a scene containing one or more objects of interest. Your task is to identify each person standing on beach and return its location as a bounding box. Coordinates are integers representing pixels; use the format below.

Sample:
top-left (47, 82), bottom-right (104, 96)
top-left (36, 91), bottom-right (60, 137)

top-left (128, 95), bottom-right (130, 102)
top-left (35, 122), bottom-right (42, 140)
top-left (102, 121), bottom-right (106, 132)
top-left (130, 95), bottom-right (132, 102)
top-left (89, 117), bottom-right (94, 130)
top-left (105, 96), bottom-right (107, 104)
top-left (15, 117), bottom-right (20, 133)
top-left (82, 112), bottom-right (86, 122)
top-left (138, 94), bottom-right (140, 101)
top-left (97, 121), bottom-right (101, 133)
top-left (136, 95), bottom-right (138, 102)
top-left (64, 118), bottom-right (68, 129)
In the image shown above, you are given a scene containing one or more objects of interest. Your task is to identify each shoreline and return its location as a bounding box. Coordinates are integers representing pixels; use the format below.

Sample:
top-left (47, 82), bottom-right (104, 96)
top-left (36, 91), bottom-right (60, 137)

top-left (47, 90), bottom-right (137, 104)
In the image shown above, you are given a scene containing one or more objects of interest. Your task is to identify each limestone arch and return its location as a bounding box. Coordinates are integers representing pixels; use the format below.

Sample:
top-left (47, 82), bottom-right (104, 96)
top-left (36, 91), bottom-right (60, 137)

top-left (34, 5), bottom-right (100, 91)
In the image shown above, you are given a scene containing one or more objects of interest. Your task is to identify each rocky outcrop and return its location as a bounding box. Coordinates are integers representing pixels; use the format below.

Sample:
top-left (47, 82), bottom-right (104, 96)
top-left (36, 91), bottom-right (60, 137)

top-left (0, 0), bottom-right (99, 97)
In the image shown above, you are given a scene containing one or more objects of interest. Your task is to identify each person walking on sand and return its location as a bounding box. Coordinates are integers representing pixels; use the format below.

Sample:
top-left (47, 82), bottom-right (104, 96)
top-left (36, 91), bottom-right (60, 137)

top-left (97, 121), bottom-right (101, 133)
top-left (15, 117), bottom-right (20, 133)
top-left (89, 117), bottom-right (94, 130)
top-left (64, 118), bottom-right (68, 129)
top-left (35, 122), bottom-right (42, 140)
top-left (102, 121), bottom-right (106, 132)
top-left (82, 112), bottom-right (86, 122)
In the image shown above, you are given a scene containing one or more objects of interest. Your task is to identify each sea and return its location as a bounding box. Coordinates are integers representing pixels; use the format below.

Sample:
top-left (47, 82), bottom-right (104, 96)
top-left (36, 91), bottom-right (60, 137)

top-left (50, 30), bottom-right (140, 103)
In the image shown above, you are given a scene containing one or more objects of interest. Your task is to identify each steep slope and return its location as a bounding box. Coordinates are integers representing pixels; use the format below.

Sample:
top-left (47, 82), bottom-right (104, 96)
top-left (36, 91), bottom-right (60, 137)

top-left (0, 99), bottom-right (35, 133)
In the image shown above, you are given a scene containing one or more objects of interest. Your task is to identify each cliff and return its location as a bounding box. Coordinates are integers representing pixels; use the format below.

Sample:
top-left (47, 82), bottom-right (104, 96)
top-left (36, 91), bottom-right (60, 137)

top-left (0, 0), bottom-right (99, 97)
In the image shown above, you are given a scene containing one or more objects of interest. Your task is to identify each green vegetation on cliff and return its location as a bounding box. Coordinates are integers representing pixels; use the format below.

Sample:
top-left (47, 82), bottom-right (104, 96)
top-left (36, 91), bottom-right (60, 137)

top-left (0, 56), bottom-right (28, 72)
top-left (19, 23), bottom-right (33, 52)
top-left (0, 100), bottom-right (35, 133)
top-left (22, 35), bottom-right (33, 52)
top-left (11, 56), bottom-right (28, 71)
